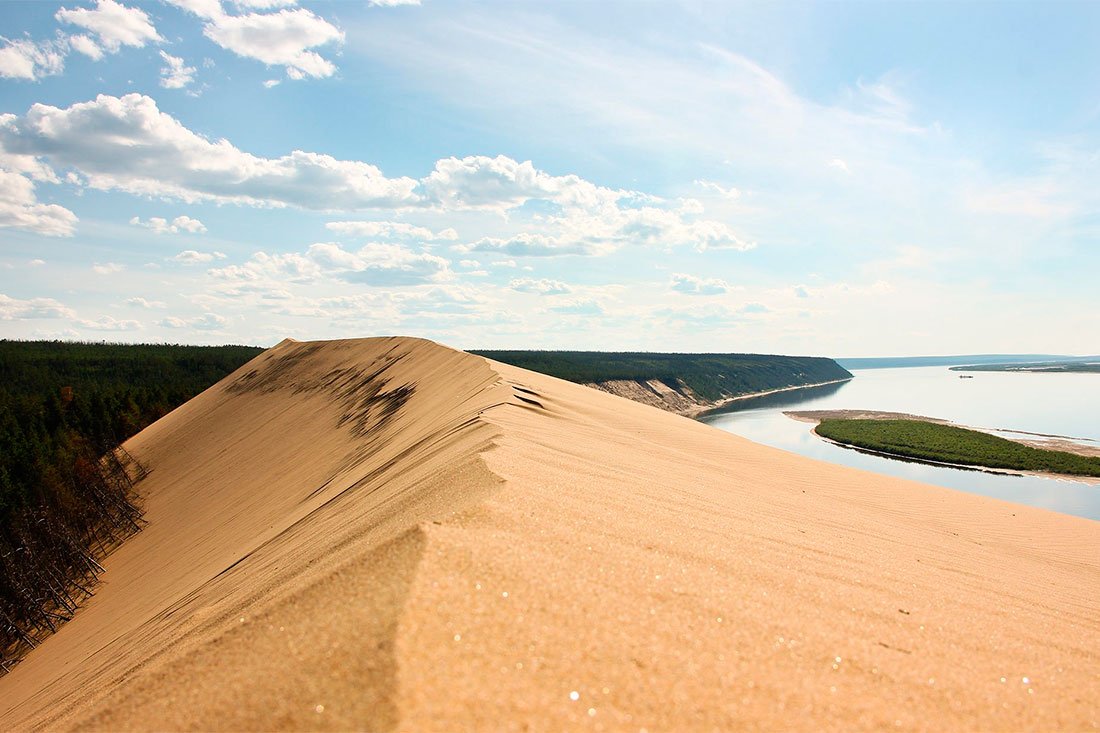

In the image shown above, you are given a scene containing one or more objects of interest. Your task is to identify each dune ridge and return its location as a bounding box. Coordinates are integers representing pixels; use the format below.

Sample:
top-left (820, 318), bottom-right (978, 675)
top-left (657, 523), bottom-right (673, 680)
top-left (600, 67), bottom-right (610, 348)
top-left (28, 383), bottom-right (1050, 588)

top-left (0, 337), bottom-right (1096, 731)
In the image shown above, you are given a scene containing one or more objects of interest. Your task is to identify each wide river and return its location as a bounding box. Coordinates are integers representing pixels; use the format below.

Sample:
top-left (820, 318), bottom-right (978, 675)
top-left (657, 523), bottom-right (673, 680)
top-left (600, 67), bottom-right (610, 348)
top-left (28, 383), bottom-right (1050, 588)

top-left (701, 366), bottom-right (1100, 521)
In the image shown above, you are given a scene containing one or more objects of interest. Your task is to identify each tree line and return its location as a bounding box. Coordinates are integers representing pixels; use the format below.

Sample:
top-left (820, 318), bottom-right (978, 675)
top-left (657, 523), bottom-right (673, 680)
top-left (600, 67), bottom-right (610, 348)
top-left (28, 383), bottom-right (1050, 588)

top-left (0, 340), bottom-right (263, 671)
top-left (471, 350), bottom-right (853, 402)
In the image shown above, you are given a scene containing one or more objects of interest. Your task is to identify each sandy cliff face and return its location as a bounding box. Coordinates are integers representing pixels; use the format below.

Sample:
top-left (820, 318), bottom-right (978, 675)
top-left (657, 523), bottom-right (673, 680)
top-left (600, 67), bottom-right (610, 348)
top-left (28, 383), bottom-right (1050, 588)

top-left (1, 337), bottom-right (1097, 732)
top-left (585, 378), bottom-right (701, 413)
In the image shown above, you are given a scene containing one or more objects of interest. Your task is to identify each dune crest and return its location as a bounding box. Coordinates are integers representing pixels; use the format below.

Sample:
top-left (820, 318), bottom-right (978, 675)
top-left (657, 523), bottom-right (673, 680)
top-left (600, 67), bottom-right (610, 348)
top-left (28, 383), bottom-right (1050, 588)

top-left (0, 337), bottom-right (1096, 731)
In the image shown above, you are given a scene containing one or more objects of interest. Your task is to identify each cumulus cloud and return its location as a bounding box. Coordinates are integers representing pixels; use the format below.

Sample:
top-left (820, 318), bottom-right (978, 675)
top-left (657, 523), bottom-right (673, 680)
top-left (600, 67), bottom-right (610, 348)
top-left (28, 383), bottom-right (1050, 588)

top-left (200, 7), bottom-right (344, 79)
top-left (173, 249), bottom-right (227, 263)
top-left (368, 0), bottom-right (420, 6)
top-left (458, 232), bottom-right (609, 257)
top-left (0, 96), bottom-right (755, 256)
top-left (56, 0), bottom-right (162, 55)
top-left (421, 155), bottom-right (623, 212)
top-left (126, 296), bottom-right (167, 308)
top-left (325, 220), bottom-right (458, 241)
top-left (159, 51), bottom-right (197, 89)
top-left (509, 277), bottom-right (571, 295)
top-left (1, 94), bottom-right (419, 210)
top-left (130, 214), bottom-right (207, 234)
top-left (307, 242), bottom-right (451, 285)
top-left (0, 169), bottom-right (77, 236)
top-left (164, 0), bottom-right (223, 19)
top-left (0, 37), bottom-right (66, 80)
top-left (92, 262), bottom-right (124, 274)
top-left (76, 315), bottom-right (143, 331)
top-left (670, 273), bottom-right (729, 295)
top-left (67, 34), bottom-right (103, 60)
top-left (212, 241), bottom-right (451, 287)
top-left (233, 0), bottom-right (298, 8)
top-left (0, 293), bottom-right (74, 320)
top-left (160, 312), bottom-right (226, 330)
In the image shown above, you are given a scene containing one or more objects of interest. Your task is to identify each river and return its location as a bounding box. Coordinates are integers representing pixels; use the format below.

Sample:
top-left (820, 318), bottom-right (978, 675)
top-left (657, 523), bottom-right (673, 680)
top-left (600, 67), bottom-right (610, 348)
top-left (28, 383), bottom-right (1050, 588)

top-left (701, 366), bottom-right (1100, 521)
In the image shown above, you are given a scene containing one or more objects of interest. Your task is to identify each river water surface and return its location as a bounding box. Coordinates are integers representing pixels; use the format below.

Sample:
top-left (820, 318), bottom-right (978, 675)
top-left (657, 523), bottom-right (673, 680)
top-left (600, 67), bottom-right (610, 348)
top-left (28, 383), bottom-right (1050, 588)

top-left (701, 367), bottom-right (1100, 521)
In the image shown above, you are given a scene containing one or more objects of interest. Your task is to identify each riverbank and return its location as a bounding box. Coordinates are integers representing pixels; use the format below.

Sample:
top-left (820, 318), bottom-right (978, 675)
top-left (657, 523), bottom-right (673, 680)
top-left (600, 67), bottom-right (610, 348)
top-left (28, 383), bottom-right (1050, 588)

top-left (590, 377), bottom-right (854, 416)
top-left (687, 377), bottom-right (854, 417)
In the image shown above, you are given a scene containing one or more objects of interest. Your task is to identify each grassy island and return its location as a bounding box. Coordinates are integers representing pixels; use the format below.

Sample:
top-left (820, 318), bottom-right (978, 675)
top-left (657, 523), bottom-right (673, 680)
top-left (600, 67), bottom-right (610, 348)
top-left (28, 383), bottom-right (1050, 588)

top-left (815, 418), bottom-right (1100, 478)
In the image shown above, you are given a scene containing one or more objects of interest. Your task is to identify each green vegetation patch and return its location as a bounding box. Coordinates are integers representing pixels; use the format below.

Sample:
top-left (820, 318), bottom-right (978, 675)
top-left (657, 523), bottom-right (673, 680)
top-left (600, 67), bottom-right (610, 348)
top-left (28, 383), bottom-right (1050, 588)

top-left (471, 351), bottom-right (851, 402)
top-left (815, 418), bottom-right (1100, 477)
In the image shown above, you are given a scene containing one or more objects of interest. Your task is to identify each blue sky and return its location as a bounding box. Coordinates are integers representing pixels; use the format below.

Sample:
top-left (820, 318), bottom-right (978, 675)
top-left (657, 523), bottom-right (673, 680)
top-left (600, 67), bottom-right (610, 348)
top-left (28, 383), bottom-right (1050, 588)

top-left (0, 0), bottom-right (1096, 356)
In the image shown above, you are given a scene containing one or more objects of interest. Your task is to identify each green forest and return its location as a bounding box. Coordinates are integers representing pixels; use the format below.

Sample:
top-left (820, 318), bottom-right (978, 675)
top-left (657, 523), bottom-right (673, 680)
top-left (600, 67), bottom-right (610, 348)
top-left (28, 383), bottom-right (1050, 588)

top-left (0, 340), bottom-right (263, 670)
top-left (815, 418), bottom-right (1100, 477)
top-left (472, 350), bottom-right (852, 402)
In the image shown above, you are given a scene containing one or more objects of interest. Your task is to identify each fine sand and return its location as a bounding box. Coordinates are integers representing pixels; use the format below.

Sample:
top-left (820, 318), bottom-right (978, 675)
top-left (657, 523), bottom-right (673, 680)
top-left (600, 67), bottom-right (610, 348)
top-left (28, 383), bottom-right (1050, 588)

top-left (0, 337), bottom-right (1097, 731)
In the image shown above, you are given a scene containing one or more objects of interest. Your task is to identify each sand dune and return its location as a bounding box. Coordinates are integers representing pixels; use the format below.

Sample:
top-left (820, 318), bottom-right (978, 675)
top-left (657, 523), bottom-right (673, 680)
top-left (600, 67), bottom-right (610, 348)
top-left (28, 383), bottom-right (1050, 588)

top-left (0, 337), bottom-right (1097, 731)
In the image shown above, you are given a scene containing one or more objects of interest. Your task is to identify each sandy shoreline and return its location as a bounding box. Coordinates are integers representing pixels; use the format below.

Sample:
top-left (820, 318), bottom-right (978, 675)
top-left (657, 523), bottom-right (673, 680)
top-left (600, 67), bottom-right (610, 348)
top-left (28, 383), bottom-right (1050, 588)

top-left (0, 338), bottom-right (1096, 731)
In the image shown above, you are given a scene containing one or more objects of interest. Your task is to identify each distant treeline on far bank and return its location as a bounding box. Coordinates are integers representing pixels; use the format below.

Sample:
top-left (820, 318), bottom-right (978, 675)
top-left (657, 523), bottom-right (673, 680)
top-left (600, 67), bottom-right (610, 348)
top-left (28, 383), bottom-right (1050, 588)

top-left (471, 350), bottom-right (852, 403)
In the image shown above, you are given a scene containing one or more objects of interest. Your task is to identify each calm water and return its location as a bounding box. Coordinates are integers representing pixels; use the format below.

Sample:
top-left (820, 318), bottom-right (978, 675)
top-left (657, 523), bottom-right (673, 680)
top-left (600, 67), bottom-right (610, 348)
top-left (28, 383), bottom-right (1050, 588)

top-left (701, 367), bottom-right (1100, 521)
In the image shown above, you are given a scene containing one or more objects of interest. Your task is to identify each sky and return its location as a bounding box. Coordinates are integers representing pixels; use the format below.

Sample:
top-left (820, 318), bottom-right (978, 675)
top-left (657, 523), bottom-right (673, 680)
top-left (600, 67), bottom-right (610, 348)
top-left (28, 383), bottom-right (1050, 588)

top-left (0, 0), bottom-right (1097, 356)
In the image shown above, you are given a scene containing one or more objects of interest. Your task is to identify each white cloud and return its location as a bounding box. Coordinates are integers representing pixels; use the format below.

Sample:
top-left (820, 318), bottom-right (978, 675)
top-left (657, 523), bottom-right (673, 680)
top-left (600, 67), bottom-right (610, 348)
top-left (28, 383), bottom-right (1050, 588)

top-left (126, 296), bottom-right (167, 308)
top-left (368, 0), bottom-right (420, 6)
top-left (159, 312), bottom-right (227, 330)
top-left (0, 294), bottom-right (74, 320)
top-left (202, 8), bottom-right (344, 79)
top-left (211, 241), bottom-right (451, 288)
top-left (1, 94), bottom-right (419, 210)
top-left (172, 249), bottom-right (227, 263)
top-left (173, 214), bottom-right (207, 232)
top-left (164, 0), bottom-right (223, 20)
top-left (159, 51), bottom-right (197, 89)
top-left (670, 273), bottom-right (728, 295)
top-left (421, 154), bottom-right (624, 212)
top-left (0, 37), bottom-right (66, 80)
top-left (76, 315), bottom-right (143, 331)
top-left (694, 180), bottom-right (740, 199)
top-left (67, 34), bottom-right (104, 60)
top-left (549, 298), bottom-right (603, 315)
top-left (828, 158), bottom-right (851, 174)
top-left (28, 259), bottom-right (45, 266)
top-left (130, 214), bottom-right (208, 234)
top-left (0, 169), bottom-right (77, 236)
top-left (1, 96), bottom-right (756, 258)
top-left (55, 0), bottom-right (162, 54)
top-left (233, 0), bottom-right (298, 8)
top-left (326, 220), bottom-right (458, 241)
top-left (262, 78), bottom-right (280, 88)
top-left (307, 242), bottom-right (451, 285)
top-left (92, 262), bottom-right (124, 274)
top-left (509, 278), bottom-right (571, 295)
top-left (460, 232), bottom-right (605, 257)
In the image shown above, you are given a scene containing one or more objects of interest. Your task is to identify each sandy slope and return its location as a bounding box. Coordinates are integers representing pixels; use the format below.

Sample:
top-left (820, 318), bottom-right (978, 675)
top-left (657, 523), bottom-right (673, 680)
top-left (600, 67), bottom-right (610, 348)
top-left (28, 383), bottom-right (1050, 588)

top-left (0, 337), bottom-right (1097, 731)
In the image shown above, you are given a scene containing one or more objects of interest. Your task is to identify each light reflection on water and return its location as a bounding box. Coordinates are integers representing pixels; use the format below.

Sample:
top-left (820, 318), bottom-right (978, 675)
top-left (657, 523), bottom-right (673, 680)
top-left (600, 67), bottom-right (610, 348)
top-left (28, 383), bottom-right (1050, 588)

top-left (700, 367), bottom-right (1100, 521)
